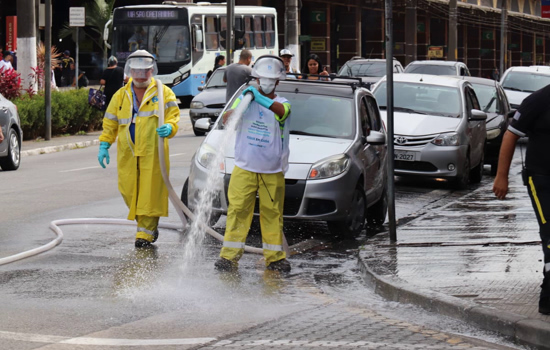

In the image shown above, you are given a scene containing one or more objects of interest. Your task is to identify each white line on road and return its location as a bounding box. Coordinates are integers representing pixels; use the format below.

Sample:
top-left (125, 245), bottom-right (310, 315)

top-left (59, 166), bottom-right (101, 173)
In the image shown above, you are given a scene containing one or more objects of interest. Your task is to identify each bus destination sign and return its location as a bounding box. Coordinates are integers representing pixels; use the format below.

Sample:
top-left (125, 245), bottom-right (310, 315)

top-left (124, 10), bottom-right (178, 20)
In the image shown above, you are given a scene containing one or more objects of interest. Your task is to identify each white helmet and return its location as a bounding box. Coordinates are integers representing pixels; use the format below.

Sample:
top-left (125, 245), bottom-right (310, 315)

top-left (124, 50), bottom-right (158, 78)
top-left (251, 55), bottom-right (286, 80)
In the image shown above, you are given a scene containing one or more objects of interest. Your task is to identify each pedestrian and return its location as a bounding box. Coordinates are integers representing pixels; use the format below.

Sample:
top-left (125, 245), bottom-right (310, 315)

top-left (302, 54), bottom-right (329, 80)
top-left (215, 55), bottom-right (292, 273)
top-left (100, 56), bottom-right (127, 108)
top-left (0, 51), bottom-right (14, 72)
top-left (72, 69), bottom-right (88, 88)
top-left (492, 67), bottom-right (500, 81)
top-left (493, 85), bottom-right (550, 315)
top-left (223, 49), bottom-right (252, 102)
top-left (97, 50), bottom-right (180, 248)
top-left (206, 54), bottom-right (225, 81)
top-left (279, 49), bottom-right (300, 79)
top-left (58, 50), bottom-right (75, 87)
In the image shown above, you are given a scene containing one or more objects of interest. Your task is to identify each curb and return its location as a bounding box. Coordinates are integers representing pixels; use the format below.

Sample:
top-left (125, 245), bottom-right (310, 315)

top-left (21, 139), bottom-right (100, 157)
top-left (357, 246), bottom-right (550, 350)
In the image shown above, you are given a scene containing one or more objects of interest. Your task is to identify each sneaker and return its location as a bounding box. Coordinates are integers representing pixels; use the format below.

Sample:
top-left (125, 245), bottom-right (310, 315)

top-left (540, 294), bottom-right (550, 315)
top-left (267, 259), bottom-right (291, 273)
top-left (135, 238), bottom-right (151, 248)
top-left (214, 258), bottom-right (236, 271)
top-left (152, 229), bottom-right (159, 243)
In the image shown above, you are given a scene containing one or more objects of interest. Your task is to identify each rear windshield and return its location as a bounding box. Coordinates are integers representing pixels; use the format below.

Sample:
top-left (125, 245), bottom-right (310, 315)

top-left (374, 82), bottom-right (461, 118)
top-left (501, 71), bottom-right (550, 93)
top-left (404, 64), bottom-right (456, 76)
top-left (338, 62), bottom-right (386, 77)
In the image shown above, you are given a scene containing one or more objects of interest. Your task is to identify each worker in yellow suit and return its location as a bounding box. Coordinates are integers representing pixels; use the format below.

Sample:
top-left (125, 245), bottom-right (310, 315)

top-left (98, 50), bottom-right (180, 248)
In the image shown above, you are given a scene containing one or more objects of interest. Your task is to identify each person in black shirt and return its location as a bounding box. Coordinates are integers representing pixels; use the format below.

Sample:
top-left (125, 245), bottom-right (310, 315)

top-left (58, 50), bottom-right (75, 87)
top-left (493, 85), bottom-right (550, 315)
top-left (206, 55), bottom-right (225, 81)
top-left (100, 56), bottom-right (127, 109)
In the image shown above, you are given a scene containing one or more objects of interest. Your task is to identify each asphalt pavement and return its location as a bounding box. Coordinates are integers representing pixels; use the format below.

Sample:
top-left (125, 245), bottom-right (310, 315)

top-left (19, 120), bottom-right (550, 349)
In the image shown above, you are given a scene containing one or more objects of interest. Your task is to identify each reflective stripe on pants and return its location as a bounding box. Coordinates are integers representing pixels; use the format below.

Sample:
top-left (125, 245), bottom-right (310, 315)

top-left (135, 215), bottom-right (159, 242)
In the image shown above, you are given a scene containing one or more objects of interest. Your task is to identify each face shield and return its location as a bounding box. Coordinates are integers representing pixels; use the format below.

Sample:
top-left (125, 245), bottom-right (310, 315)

top-left (124, 50), bottom-right (158, 87)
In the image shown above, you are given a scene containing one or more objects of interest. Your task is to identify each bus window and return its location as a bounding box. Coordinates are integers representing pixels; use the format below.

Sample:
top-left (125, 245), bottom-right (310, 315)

top-left (243, 16), bottom-right (254, 49)
top-left (205, 16), bottom-right (219, 50)
top-left (254, 16), bottom-right (264, 48)
top-left (219, 16), bottom-right (227, 50)
top-left (234, 17), bottom-right (245, 50)
top-left (265, 16), bottom-right (275, 48)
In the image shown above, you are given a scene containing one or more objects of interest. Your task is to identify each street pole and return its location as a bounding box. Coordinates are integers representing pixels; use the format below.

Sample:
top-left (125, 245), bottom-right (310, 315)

top-left (448, 0), bottom-right (458, 61)
top-left (286, 0), bottom-right (300, 72)
top-left (76, 27), bottom-right (79, 89)
top-left (45, 0), bottom-right (51, 140)
top-left (404, 0), bottom-right (417, 65)
top-left (500, 0), bottom-right (507, 77)
top-left (226, 0), bottom-right (234, 64)
top-left (385, 0), bottom-right (397, 242)
top-left (17, 0), bottom-right (38, 92)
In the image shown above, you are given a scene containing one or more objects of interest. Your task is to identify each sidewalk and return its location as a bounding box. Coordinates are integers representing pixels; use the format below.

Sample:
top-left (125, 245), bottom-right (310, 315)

top-left (21, 109), bottom-right (192, 156)
top-left (358, 155), bottom-right (550, 349)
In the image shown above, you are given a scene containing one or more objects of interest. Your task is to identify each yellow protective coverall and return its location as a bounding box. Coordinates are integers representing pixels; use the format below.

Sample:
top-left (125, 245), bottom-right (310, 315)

top-left (99, 77), bottom-right (180, 242)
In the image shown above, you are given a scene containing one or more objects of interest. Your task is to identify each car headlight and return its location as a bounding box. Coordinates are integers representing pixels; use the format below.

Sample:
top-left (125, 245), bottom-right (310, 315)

top-left (308, 155), bottom-right (350, 179)
top-left (486, 128), bottom-right (501, 140)
top-left (190, 101), bottom-right (204, 109)
top-left (197, 143), bottom-right (218, 168)
top-left (431, 133), bottom-right (459, 146)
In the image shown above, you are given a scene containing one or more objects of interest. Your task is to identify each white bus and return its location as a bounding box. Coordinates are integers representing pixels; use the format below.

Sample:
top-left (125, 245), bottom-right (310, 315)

top-left (104, 2), bottom-right (278, 103)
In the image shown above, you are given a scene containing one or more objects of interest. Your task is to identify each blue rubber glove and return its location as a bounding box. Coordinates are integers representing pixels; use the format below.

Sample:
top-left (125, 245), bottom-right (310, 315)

top-left (243, 86), bottom-right (274, 109)
top-left (98, 141), bottom-right (110, 169)
top-left (156, 124), bottom-right (173, 138)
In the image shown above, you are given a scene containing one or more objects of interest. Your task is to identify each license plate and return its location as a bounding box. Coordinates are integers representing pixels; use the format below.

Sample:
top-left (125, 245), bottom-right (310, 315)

top-left (394, 150), bottom-right (417, 162)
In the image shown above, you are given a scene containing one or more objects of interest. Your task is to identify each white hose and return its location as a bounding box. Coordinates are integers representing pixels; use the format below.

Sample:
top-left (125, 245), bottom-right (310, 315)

top-left (1, 84), bottom-right (291, 266)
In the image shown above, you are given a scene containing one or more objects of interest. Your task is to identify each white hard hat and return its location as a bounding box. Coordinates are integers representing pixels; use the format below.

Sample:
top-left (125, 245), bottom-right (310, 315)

top-left (251, 55), bottom-right (286, 80)
top-left (124, 50), bottom-right (158, 77)
top-left (280, 49), bottom-right (294, 57)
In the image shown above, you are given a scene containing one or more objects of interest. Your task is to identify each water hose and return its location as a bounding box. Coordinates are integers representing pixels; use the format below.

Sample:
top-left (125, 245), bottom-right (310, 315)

top-left (0, 83), bottom-right (288, 266)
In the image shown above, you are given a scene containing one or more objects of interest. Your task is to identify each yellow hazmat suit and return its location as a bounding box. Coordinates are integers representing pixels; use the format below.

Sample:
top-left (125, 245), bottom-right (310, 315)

top-left (99, 77), bottom-right (180, 242)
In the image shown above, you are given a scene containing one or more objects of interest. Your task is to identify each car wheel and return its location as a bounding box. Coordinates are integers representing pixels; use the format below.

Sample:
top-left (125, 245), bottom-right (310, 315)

top-left (367, 187), bottom-right (387, 227)
top-left (470, 151), bottom-right (484, 184)
top-left (0, 128), bottom-right (20, 171)
top-left (327, 184), bottom-right (366, 237)
top-left (454, 155), bottom-right (470, 190)
top-left (193, 127), bottom-right (206, 137)
top-left (180, 178), bottom-right (221, 226)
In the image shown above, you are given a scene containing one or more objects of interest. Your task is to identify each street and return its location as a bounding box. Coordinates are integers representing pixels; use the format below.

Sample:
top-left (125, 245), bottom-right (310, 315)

top-left (0, 126), bottom-right (530, 350)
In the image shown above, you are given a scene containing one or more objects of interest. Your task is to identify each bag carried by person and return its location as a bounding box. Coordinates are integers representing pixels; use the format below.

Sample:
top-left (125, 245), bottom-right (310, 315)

top-left (88, 86), bottom-right (106, 110)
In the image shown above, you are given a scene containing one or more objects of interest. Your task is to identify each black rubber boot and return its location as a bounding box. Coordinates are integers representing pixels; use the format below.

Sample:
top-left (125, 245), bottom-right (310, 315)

top-left (152, 229), bottom-right (159, 243)
top-left (214, 258), bottom-right (236, 271)
top-left (267, 259), bottom-right (291, 273)
top-left (135, 238), bottom-right (151, 248)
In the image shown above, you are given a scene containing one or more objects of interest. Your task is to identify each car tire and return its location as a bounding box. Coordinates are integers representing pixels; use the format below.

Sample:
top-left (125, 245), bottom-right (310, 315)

top-left (193, 127), bottom-right (206, 137)
top-left (367, 187), bottom-right (387, 227)
top-left (0, 128), bottom-right (20, 171)
top-left (327, 183), bottom-right (366, 237)
top-left (470, 151), bottom-right (484, 184)
top-left (180, 178), bottom-right (221, 226)
top-left (454, 155), bottom-right (470, 190)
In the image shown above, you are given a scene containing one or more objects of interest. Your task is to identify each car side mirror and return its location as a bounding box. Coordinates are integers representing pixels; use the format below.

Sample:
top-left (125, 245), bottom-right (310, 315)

top-left (365, 130), bottom-right (386, 145)
top-left (195, 118), bottom-right (212, 132)
top-left (470, 109), bottom-right (487, 121)
top-left (198, 85), bottom-right (204, 92)
top-left (507, 109), bottom-right (517, 119)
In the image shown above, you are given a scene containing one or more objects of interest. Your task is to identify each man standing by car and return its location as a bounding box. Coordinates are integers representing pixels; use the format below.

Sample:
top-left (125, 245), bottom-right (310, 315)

top-left (215, 55), bottom-right (291, 272)
top-left (493, 85), bottom-right (550, 315)
top-left (223, 49), bottom-right (252, 102)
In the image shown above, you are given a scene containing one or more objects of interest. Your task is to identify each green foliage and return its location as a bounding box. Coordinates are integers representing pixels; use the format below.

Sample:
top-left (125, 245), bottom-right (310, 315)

top-left (13, 89), bottom-right (104, 140)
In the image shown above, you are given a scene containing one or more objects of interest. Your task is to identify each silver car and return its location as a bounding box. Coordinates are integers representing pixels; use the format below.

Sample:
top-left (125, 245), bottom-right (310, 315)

top-left (500, 66), bottom-right (550, 109)
top-left (182, 78), bottom-right (388, 236)
top-left (337, 58), bottom-right (404, 90)
top-left (189, 67), bottom-right (227, 136)
top-left (372, 74), bottom-right (486, 189)
top-left (404, 60), bottom-right (471, 77)
top-left (0, 92), bottom-right (22, 171)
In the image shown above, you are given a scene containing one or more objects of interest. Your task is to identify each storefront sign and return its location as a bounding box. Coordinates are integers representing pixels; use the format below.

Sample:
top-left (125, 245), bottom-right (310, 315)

top-left (311, 11), bottom-right (326, 23)
top-left (310, 38), bottom-right (326, 51)
top-left (542, 0), bottom-right (550, 18)
top-left (482, 31), bottom-right (494, 40)
top-left (6, 16), bottom-right (17, 52)
top-left (427, 46), bottom-right (443, 58)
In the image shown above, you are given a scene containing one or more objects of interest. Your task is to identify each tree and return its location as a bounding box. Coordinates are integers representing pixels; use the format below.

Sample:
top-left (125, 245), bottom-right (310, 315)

top-left (58, 0), bottom-right (115, 69)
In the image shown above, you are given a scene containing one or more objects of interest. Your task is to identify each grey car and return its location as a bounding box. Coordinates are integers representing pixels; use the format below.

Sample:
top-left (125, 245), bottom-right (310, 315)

top-left (404, 60), bottom-right (471, 77)
top-left (0, 92), bottom-right (22, 171)
top-left (182, 78), bottom-right (388, 236)
top-left (337, 58), bottom-right (404, 90)
top-left (189, 67), bottom-right (227, 136)
top-left (372, 74), bottom-right (486, 189)
top-left (499, 66), bottom-right (550, 109)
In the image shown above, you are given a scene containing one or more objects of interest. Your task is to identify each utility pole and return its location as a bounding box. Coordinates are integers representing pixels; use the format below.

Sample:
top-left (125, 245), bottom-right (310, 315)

top-left (226, 0), bottom-right (234, 64)
top-left (45, 0), bottom-right (51, 140)
top-left (286, 0), bottom-right (300, 72)
top-left (17, 0), bottom-right (38, 92)
top-left (500, 0), bottom-right (507, 77)
top-left (385, 0), bottom-right (397, 242)
top-left (448, 0), bottom-right (458, 61)
top-left (404, 0), bottom-right (417, 65)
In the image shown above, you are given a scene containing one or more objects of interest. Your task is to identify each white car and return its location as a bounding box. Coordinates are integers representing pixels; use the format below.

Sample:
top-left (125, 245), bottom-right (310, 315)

top-left (372, 74), bottom-right (487, 189)
top-left (500, 66), bottom-right (550, 109)
top-left (404, 60), bottom-right (471, 77)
